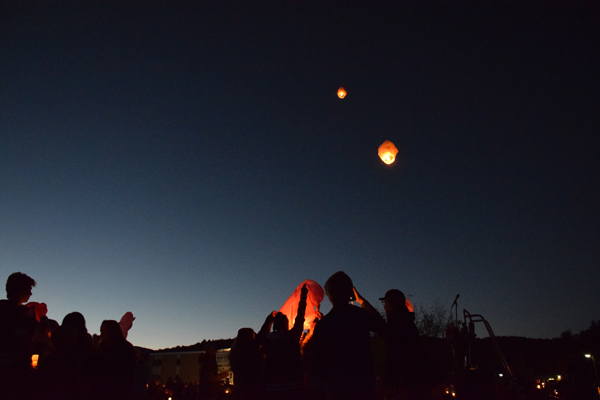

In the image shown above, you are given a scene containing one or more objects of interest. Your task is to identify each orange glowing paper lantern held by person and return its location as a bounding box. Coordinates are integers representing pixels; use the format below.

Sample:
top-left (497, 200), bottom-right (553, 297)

top-left (337, 87), bottom-right (347, 99)
top-left (278, 279), bottom-right (325, 350)
top-left (279, 279), bottom-right (324, 331)
top-left (378, 140), bottom-right (399, 165)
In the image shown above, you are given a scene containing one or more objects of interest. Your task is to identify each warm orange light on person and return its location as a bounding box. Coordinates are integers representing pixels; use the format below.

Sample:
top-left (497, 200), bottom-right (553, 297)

top-left (378, 140), bottom-right (398, 165)
top-left (337, 87), bottom-right (347, 99)
top-left (31, 354), bottom-right (39, 368)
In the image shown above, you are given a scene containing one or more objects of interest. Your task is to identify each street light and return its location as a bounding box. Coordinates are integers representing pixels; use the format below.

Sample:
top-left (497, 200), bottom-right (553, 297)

top-left (585, 354), bottom-right (600, 397)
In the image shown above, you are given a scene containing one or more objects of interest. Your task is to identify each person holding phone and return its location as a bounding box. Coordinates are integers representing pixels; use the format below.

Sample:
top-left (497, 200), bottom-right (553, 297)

top-left (307, 271), bottom-right (384, 400)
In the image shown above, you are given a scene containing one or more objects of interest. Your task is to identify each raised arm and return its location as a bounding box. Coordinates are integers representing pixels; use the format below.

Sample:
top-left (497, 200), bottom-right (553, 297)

top-left (353, 287), bottom-right (377, 313)
top-left (353, 287), bottom-right (384, 333)
top-left (291, 284), bottom-right (308, 337)
top-left (257, 311), bottom-right (276, 342)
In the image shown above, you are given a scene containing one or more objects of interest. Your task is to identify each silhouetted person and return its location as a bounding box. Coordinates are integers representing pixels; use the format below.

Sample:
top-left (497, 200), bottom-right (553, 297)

top-left (36, 325), bottom-right (83, 400)
top-left (173, 376), bottom-right (186, 399)
top-left (229, 327), bottom-right (263, 400)
top-left (0, 272), bottom-right (39, 400)
top-left (32, 316), bottom-right (59, 365)
top-left (165, 376), bottom-right (176, 398)
top-left (262, 284), bottom-right (308, 400)
top-left (61, 311), bottom-right (98, 397)
top-left (379, 289), bottom-right (429, 400)
top-left (307, 271), bottom-right (384, 400)
top-left (198, 343), bottom-right (228, 400)
top-left (96, 319), bottom-right (137, 400)
top-left (62, 312), bottom-right (96, 362)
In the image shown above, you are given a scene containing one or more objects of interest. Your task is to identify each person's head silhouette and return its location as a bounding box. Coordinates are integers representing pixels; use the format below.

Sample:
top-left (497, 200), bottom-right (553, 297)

top-left (62, 312), bottom-right (88, 334)
top-left (100, 320), bottom-right (124, 344)
top-left (236, 327), bottom-right (255, 343)
top-left (205, 343), bottom-right (217, 356)
top-left (379, 289), bottom-right (407, 316)
top-left (5, 272), bottom-right (36, 305)
top-left (324, 271), bottom-right (354, 306)
top-left (273, 312), bottom-right (289, 332)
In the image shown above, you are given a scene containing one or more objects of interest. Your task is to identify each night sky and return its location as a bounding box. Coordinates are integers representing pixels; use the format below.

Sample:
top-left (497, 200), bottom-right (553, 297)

top-left (1, 1), bottom-right (599, 350)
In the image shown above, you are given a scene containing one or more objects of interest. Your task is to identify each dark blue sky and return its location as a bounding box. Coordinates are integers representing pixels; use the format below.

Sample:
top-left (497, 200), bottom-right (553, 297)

top-left (1, 1), bottom-right (599, 350)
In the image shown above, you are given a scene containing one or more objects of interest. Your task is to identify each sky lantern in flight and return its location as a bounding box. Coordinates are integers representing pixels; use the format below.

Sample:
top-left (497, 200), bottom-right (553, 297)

top-left (378, 140), bottom-right (399, 165)
top-left (337, 87), bottom-right (347, 99)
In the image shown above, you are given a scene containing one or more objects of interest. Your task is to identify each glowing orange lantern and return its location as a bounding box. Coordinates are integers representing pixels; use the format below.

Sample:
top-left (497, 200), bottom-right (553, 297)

top-left (279, 279), bottom-right (324, 350)
top-left (378, 140), bottom-right (398, 165)
top-left (405, 297), bottom-right (414, 312)
top-left (31, 354), bottom-right (39, 368)
top-left (337, 87), bottom-right (347, 99)
top-left (279, 280), bottom-right (324, 331)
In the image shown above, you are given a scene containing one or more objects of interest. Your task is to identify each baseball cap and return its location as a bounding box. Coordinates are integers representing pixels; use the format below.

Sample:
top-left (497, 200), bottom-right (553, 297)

top-left (379, 289), bottom-right (405, 305)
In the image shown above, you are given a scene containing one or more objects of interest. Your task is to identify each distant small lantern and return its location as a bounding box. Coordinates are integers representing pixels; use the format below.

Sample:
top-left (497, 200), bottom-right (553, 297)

top-left (337, 87), bottom-right (347, 99)
top-left (378, 140), bottom-right (398, 165)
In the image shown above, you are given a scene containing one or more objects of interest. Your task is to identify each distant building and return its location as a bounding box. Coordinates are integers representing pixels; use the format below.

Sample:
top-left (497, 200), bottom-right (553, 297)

top-left (149, 349), bottom-right (232, 384)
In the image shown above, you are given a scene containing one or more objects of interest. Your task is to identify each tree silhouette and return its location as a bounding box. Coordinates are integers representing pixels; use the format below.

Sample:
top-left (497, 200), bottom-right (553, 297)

top-left (414, 299), bottom-right (452, 338)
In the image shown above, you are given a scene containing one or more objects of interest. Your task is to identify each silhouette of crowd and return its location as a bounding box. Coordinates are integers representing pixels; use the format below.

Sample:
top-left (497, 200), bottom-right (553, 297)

top-left (229, 271), bottom-right (429, 400)
top-left (0, 271), bottom-right (429, 400)
top-left (0, 272), bottom-right (144, 400)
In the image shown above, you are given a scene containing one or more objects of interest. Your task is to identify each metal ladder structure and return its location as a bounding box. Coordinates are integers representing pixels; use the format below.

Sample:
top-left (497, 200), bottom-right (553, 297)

top-left (462, 309), bottom-right (514, 379)
top-left (447, 295), bottom-right (521, 399)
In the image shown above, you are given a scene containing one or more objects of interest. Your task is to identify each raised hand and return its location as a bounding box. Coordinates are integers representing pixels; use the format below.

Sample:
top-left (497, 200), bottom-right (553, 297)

top-left (301, 284), bottom-right (309, 298)
top-left (352, 287), bottom-right (364, 305)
